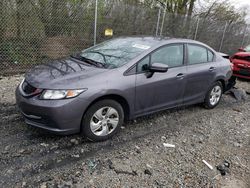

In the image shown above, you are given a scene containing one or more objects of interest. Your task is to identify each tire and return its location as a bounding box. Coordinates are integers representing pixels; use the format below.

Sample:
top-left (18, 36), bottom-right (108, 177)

top-left (204, 82), bottom-right (223, 109)
top-left (81, 99), bottom-right (124, 141)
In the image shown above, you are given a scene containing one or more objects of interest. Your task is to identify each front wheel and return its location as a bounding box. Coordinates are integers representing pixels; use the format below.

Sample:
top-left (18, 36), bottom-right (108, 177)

top-left (204, 82), bottom-right (223, 109)
top-left (81, 100), bottom-right (124, 141)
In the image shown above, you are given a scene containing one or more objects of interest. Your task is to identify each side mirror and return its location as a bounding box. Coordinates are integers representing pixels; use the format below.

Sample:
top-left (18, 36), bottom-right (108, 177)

top-left (145, 63), bottom-right (168, 78)
top-left (238, 47), bottom-right (245, 52)
top-left (149, 63), bottom-right (168, 73)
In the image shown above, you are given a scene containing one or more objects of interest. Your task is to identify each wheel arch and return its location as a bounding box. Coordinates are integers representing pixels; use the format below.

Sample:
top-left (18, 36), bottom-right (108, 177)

top-left (216, 78), bottom-right (226, 92)
top-left (83, 94), bottom-right (131, 122)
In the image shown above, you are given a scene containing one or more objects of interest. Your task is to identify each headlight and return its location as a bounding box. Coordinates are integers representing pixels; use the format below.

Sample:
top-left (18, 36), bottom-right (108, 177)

top-left (40, 89), bottom-right (87, 100)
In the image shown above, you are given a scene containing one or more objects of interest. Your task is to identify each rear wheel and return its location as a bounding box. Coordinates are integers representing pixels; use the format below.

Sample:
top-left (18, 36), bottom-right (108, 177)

top-left (81, 100), bottom-right (124, 141)
top-left (204, 82), bottom-right (223, 109)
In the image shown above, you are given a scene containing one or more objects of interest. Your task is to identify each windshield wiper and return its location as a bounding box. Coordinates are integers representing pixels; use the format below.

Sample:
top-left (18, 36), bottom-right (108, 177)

top-left (85, 51), bottom-right (107, 64)
top-left (70, 55), bottom-right (105, 68)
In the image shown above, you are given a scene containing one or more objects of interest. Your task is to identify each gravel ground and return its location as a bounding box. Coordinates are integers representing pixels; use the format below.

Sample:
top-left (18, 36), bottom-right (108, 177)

top-left (0, 75), bottom-right (249, 188)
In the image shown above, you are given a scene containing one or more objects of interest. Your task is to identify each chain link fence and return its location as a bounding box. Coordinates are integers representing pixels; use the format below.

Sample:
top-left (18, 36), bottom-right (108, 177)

top-left (0, 0), bottom-right (249, 75)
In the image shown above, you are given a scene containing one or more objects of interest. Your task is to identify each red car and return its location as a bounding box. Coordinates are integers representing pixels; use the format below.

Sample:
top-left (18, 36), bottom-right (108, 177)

top-left (230, 45), bottom-right (250, 79)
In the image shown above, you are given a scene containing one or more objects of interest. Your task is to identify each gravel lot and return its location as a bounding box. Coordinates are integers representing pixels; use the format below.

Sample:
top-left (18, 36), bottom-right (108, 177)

top-left (0, 75), bottom-right (249, 188)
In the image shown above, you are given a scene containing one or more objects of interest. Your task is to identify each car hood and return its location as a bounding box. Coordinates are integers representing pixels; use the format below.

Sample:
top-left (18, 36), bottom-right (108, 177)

top-left (232, 52), bottom-right (250, 65)
top-left (25, 58), bottom-right (110, 89)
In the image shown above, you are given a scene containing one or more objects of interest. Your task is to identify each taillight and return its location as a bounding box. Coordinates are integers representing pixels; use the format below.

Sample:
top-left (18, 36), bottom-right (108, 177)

top-left (230, 62), bottom-right (234, 70)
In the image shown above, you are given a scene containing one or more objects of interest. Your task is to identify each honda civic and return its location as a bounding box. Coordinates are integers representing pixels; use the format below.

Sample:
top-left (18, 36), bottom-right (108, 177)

top-left (16, 37), bottom-right (232, 141)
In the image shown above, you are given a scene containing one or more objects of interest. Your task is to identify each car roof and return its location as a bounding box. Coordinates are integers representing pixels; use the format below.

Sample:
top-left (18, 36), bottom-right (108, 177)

top-left (116, 36), bottom-right (202, 43)
top-left (116, 36), bottom-right (212, 49)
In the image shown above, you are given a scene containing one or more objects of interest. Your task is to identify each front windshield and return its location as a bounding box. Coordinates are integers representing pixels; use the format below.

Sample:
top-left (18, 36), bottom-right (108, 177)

top-left (244, 45), bottom-right (250, 52)
top-left (80, 38), bottom-right (156, 68)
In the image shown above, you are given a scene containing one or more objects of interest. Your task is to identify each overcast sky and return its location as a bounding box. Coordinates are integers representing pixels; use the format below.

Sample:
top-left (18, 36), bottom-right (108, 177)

top-left (229, 0), bottom-right (250, 22)
top-left (196, 0), bottom-right (250, 22)
top-left (229, 0), bottom-right (250, 8)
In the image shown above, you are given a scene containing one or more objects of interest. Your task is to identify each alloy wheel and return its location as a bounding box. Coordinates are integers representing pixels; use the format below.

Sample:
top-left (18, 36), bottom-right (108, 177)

top-left (209, 85), bottom-right (222, 106)
top-left (90, 106), bottom-right (119, 136)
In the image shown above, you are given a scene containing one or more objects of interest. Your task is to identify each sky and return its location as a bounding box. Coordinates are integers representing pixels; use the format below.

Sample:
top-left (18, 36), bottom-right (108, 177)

top-left (229, 0), bottom-right (250, 8)
top-left (196, 0), bottom-right (250, 23)
top-left (229, 0), bottom-right (250, 22)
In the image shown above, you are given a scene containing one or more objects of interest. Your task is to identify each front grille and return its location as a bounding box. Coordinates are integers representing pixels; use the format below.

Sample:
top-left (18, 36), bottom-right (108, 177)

top-left (22, 81), bottom-right (37, 95)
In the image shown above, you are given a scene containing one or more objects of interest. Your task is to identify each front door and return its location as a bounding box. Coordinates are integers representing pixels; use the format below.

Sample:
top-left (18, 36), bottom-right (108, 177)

top-left (135, 44), bottom-right (186, 116)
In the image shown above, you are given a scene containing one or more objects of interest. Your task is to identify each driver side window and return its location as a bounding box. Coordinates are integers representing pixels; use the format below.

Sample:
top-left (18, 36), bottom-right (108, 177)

top-left (136, 44), bottom-right (184, 73)
top-left (151, 44), bottom-right (184, 67)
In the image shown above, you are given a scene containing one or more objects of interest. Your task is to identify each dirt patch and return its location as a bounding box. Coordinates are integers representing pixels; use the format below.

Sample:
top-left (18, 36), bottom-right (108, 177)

top-left (0, 74), bottom-right (23, 104)
top-left (220, 177), bottom-right (248, 188)
top-left (0, 76), bottom-right (249, 187)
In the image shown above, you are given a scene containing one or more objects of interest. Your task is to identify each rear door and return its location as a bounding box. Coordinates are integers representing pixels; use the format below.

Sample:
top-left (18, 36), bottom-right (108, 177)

top-left (183, 44), bottom-right (217, 104)
top-left (135, 44), bottom-right (187, 116)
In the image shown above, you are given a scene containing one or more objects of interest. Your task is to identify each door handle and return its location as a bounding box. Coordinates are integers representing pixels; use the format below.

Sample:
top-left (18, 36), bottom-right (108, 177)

top-left (176, 73), bottom-right (184, 79)
top-left (209, 67), bottom-right (216, 71)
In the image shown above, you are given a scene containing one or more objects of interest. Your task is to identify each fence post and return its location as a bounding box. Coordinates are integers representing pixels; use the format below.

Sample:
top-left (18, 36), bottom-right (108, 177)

top-left (194, 18), bottom-right (200, 40)
top-left (160, 1), bottom-right (167, 37)
top-left (94, 0), bottom-right (98, 45)
top-left (241, 26), bottom-right (247, 47)
top-left (246, 34), bottom-right (250, 46)
top-left (155, 7), bottom-right (161, 36)
top-left (219, 22), bottom-right (227, 52)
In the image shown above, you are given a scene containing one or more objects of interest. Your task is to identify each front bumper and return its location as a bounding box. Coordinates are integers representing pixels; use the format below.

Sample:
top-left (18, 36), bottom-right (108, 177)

top-left (16, 87), bottom-right (88, 135)
top-left (233, 72), bottom-right (250, 79)
top-left (233, 67), bottom-right (250, 80)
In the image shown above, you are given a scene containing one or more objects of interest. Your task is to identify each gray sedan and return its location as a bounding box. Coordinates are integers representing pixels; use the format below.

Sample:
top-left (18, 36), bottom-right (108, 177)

top-left (16, 37), bottom-right (232, 141)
